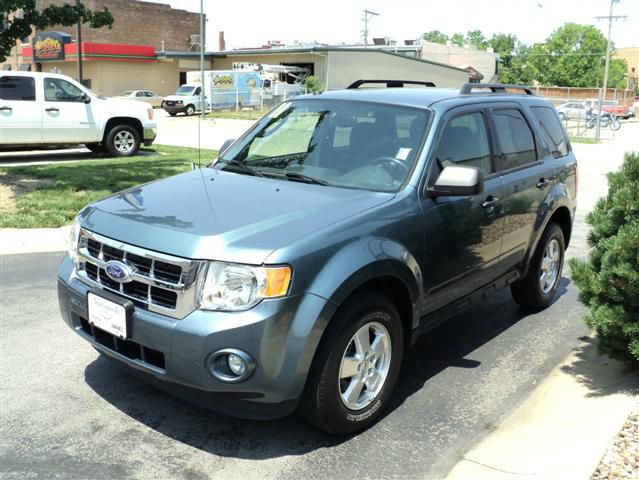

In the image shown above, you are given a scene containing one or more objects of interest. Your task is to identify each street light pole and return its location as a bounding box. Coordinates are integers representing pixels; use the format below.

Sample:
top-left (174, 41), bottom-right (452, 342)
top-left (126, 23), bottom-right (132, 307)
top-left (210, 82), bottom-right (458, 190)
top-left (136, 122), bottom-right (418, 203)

top-left (76, 0), bottom-right (83, 83)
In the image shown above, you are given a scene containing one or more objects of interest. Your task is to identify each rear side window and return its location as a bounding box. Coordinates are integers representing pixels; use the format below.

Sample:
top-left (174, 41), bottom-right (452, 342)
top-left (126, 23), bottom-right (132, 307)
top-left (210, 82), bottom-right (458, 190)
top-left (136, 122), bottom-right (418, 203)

top-left (530, 106), bottom-right (569, 158)
top-left (0, 76), bottom-right (35, 101)
top-left (436, 112), bottom-right (492, 176)
top-left (492, 109), bottom-right (536, 170)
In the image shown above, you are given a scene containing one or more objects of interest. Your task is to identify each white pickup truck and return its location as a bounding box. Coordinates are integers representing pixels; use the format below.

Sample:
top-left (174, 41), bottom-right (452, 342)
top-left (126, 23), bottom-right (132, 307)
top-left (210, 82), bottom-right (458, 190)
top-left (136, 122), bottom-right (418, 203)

top-left (0, 71), bottom-right (157, 156)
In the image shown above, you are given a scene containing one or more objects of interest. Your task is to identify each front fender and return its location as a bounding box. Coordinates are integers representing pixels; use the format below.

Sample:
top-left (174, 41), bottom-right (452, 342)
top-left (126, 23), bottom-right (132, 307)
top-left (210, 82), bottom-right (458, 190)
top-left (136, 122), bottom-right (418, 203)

top-left (307, 237), bottom-right (422, 330)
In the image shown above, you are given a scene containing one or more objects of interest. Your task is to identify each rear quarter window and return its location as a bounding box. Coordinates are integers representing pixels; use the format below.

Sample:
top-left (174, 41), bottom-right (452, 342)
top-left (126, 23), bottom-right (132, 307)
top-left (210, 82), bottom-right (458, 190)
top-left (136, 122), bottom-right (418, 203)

top-left (0, 76), bottom-right (36, 101)
top-left (530, 106), bottom-right (569, 158)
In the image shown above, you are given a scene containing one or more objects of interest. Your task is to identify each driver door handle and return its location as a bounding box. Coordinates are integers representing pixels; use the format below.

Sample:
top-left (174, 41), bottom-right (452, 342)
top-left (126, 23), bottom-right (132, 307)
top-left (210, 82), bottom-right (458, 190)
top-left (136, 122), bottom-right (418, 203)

top-left (45, 107), bottom-right (59, 112)
top-left (482, 196), bottom-right (500, 208)
top-left (0, 106), bottom-right (12, 111)
top-left (536, 176), bottom-right (555, 189)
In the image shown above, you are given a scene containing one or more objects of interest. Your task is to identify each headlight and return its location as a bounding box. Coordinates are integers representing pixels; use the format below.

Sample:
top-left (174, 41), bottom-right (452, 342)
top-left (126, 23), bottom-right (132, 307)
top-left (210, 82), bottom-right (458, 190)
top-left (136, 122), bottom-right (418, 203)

top-left (68, 216), bottom-right (81, 264)
top-left (199, 261), bottom-right (291, 311)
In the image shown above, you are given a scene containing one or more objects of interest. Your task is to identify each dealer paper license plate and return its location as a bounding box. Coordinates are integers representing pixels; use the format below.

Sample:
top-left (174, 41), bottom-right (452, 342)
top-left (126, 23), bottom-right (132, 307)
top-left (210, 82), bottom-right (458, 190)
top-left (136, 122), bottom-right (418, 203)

top-left (88, 293), bottom-right (128, 339)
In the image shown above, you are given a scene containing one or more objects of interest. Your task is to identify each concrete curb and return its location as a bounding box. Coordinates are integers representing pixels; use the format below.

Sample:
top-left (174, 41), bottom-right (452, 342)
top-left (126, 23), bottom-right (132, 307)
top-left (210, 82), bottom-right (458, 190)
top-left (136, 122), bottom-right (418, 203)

top-left (445, 337), bottom-right (639, 480)
top-left (0, 226), bottom-right (70, 255)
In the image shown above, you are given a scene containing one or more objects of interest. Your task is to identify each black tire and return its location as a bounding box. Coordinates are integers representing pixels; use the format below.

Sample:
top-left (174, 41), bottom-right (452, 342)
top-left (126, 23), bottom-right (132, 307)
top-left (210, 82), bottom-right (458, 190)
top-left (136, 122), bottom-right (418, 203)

top-left (85, 143), bottom-right (105, 154)
top-left (298, 290), bottom-right (404, 434)
top-left (185, 104), bottom-right (195, 116)
top-left (169, 112), bottom-right (177, 117)
top-left (511, 223), bottom-right (565, 309)
top-left (104, 125), bottom-right (141, 157)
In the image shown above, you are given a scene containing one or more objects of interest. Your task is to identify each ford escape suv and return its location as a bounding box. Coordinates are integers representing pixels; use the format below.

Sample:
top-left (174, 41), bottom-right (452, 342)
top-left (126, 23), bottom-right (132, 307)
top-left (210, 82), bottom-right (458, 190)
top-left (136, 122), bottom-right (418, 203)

top-left (58, 82), bottom-right (577, 434)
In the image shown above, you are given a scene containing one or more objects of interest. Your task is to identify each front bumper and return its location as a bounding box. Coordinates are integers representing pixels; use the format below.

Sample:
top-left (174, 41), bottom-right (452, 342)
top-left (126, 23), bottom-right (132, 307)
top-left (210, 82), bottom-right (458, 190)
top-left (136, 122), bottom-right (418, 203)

top-left (143, 127), bottom-right (157, 146)
top-left (57, 254), bottom-right (329, 419)
top-left (163, 105), bottom-right (185, 114)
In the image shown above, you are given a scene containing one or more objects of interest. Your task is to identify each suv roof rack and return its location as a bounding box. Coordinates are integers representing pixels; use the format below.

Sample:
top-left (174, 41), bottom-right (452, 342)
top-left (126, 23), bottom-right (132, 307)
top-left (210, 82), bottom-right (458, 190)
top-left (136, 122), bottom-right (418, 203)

top-left (460, 83), bottom-right (534, 96)
top-left (347, 79), bottom-right (437, 89)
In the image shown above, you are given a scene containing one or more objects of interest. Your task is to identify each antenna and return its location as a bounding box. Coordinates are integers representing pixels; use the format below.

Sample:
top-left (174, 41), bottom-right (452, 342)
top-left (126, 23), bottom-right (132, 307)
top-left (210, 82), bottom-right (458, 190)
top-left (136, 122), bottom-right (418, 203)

top-left (361, 9), bottom-right (380, 48)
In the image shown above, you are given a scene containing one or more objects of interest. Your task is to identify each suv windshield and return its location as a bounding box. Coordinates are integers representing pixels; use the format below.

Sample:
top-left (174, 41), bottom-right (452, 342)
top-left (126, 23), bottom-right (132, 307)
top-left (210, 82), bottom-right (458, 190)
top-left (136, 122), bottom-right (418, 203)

top-left (217, 99), bottom-right (429, 192)
top-left (175, 86), bottom-right (196, 96)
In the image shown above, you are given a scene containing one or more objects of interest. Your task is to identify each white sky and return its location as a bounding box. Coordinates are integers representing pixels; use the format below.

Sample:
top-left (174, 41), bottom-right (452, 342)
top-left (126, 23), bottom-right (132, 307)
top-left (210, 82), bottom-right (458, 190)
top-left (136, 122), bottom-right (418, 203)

top-left (144, 0), bottom-right (638, 50)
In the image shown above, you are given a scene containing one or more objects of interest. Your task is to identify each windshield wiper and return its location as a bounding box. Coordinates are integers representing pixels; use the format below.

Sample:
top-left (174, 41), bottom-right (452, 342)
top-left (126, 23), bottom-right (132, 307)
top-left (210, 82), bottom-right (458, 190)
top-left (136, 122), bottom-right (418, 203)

top-left (215, 159), bottom-right (264, 177)
top-left (261, 171), bottom-right (330, 186)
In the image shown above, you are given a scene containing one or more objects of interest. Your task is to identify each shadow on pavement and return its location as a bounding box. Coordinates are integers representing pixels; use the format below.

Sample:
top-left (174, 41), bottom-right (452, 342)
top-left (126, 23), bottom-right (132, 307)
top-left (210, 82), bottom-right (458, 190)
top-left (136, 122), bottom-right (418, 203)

top-left (560, 336), bottom-right (639, 397)
top-left (84, 278), bottom-right (570, 460)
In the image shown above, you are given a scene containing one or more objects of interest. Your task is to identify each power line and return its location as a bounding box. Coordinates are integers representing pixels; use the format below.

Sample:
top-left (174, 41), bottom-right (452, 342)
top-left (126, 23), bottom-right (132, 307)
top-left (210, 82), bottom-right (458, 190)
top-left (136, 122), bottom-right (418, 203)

top-left (361, 9), bottom-right (379, 48)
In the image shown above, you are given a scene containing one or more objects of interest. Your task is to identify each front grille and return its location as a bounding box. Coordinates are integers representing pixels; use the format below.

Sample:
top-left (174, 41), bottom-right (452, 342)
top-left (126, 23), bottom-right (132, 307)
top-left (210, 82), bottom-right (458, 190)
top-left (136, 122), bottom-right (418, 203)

top-left (79, 317), bottom-right (165, 370)
top-left (77, 229), bottom-right (204, 319)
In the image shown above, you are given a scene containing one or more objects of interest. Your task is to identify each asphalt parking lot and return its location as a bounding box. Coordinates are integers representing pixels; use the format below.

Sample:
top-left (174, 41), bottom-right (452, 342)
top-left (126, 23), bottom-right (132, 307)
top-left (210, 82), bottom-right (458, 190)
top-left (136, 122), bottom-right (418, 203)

top-left (1, 121), bottom-right (637, 479)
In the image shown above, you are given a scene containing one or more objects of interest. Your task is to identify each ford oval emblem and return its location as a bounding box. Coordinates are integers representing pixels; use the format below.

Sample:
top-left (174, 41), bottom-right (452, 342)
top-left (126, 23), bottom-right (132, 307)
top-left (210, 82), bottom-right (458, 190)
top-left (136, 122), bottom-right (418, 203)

top-left (104, 260), bottom-right (135, 283)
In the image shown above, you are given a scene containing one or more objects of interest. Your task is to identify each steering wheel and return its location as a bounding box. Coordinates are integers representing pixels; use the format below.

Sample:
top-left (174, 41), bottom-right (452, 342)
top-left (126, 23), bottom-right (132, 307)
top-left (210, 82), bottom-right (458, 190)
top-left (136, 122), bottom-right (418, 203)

top-left (371, 156), bottom-right (410, 173)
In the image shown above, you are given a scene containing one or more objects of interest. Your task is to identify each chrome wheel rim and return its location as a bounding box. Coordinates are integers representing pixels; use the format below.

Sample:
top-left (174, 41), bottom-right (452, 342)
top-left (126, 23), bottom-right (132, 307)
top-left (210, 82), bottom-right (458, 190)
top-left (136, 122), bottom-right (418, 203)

top-left (540, 238), bottom-right (561, 294)
top-left (114, 131), bottom-right (135, 153)
top-left (338, 321), bottom-right (392, 411)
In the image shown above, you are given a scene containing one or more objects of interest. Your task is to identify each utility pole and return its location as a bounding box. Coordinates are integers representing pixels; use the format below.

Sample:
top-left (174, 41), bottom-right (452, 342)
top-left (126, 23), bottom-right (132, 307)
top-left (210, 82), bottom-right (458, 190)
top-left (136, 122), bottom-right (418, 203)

top-left (594, 0), bottom-right (626, 139)
top-left (362, 9), bottom-right (379, 47)
top-left (199, 0), bottom-right (206, 119)
top-left (76, 0), bottom-right (83, 83)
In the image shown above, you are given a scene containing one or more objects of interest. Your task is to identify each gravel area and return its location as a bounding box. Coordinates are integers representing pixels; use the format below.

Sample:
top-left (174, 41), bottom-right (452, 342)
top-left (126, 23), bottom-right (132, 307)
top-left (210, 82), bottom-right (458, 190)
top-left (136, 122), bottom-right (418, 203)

top-left (592, 404), bottom-right (639, 479)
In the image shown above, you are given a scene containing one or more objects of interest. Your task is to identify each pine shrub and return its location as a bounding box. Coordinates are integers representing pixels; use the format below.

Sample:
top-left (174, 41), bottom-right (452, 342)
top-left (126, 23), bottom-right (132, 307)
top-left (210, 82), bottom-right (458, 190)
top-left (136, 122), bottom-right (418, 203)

top-left (569, 151), bottom-right (639, 360)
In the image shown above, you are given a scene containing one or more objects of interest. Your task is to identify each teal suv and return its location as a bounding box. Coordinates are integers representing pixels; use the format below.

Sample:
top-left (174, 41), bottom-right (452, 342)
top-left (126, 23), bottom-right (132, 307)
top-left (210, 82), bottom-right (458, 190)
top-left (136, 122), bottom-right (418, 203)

top-left (58, 82), bottom-right (577, 434)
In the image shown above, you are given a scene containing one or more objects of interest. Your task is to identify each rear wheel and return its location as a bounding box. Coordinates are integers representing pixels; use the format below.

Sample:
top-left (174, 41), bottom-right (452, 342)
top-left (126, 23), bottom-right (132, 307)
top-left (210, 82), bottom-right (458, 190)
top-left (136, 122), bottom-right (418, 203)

top-left (104, 125), bottom-right (141, 157)
top-left (299, 290), bottom-right (403, 434)
top-left (511, 223), bottom-right (565, 309)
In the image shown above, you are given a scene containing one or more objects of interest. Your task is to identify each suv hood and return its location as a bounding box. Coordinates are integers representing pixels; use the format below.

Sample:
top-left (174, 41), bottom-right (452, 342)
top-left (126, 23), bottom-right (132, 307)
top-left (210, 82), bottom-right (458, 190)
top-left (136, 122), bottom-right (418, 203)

top-left (82, 169), bottom-right (394, 264)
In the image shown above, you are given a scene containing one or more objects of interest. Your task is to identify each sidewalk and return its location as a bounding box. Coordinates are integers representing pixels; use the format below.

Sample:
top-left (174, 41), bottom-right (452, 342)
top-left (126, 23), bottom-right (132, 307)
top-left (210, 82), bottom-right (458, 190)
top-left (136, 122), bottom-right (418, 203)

top-left (445, 337), bottom-right (639, 480)
top-left (0, 226), bottom-right (70, 255)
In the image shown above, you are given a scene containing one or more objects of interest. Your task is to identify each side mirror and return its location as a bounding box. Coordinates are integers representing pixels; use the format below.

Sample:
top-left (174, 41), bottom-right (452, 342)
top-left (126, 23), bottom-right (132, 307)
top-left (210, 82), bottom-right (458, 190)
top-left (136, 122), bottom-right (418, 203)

top-left (430, 165), bottom-right (483, 197)
top-left (219, 138), bottom-right (235, 156)
top-left (81, 93), bottom-right (91, 104)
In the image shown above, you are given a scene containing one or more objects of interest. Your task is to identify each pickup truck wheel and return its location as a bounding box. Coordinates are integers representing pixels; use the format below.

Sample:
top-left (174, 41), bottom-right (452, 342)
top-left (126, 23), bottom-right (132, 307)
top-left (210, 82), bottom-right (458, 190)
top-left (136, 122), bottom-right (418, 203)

top-left (299, 290), bottom-right (403, 434)
top-left (511, 223), bottom-right (565, 309)
top-left (185, 105), bottom-right (195, 116)
top-left (105, 125), bottom-right (141, 157)
top-left (169, 112), bottom-right (177, 117)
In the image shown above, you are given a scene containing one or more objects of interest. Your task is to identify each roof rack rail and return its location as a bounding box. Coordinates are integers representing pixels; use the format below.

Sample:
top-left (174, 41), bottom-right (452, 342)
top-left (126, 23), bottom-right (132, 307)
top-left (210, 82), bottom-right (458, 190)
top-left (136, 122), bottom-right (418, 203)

top-left (460, 83), bottom-right (534, 95)
top-left (347, 79), bottom-right (437, 89)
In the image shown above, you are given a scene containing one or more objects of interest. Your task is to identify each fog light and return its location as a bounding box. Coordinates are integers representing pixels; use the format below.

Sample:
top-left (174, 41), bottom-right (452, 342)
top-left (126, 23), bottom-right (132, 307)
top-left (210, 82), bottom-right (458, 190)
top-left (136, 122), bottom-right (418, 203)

top-left (227, 353), bottom-right (247, 376)
top-left (206, 348), bottom-right (256, 383)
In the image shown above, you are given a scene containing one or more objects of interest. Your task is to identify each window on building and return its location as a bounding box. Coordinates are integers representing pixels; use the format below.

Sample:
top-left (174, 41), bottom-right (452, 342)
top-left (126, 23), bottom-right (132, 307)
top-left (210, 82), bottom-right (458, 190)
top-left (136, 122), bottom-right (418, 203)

top-left (492, 109), bottom-right (537, 170)
top-left (530, 106), bottom-right (569, 158)
top-left (0, 75), bottom-right (35, 101)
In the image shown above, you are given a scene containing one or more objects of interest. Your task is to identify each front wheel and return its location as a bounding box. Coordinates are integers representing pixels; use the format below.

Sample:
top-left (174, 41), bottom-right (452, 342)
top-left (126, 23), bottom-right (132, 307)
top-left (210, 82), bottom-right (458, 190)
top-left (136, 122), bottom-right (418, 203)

top-left (104, 125), bottom-right (141, 157)
top-left (299, 291), bottom-right (403, 434)
top-left (511, 223), bottom-right (565, 309)
top-left (185, 104), bottom-right (195, 116)
top-left (609, 117), bottom-right (621, 131)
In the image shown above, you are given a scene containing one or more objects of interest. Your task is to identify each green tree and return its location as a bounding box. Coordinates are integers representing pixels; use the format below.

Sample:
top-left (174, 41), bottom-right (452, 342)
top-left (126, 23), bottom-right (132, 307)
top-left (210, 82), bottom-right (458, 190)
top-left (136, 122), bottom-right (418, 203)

top-left (422, 30), bottom-right (449, 45)
top-left (465, 29), bottom-right (488, 50)
top-left (499, 43), bottom-right (540, 85)
top-left (527, 23), bottom-right (609, 87)
top-left (570, 152), bottom-right (639, 360)
top-left (0, 0), bottom-right (113, 63)
top-left (451, 32), bottom-right (465, 47)
top-left (606, 58), bottom-right (628, 89)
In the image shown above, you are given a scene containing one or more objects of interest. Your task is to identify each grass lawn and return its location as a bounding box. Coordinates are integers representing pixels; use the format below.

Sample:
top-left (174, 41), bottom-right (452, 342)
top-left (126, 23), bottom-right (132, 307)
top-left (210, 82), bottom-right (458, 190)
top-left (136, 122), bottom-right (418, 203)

top-left (0, 145), bottom-right (217, 229)
top-left (569, 136), bottom-right (600, 144)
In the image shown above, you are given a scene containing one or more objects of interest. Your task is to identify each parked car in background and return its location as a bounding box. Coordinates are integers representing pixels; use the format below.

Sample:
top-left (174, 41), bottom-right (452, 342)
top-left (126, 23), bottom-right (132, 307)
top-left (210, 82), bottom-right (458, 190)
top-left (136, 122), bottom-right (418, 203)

top-left (58, 81), bottom-right (577, 434)
top-left (116, 90), bottom-right (164, 108)
top-left (556, 101), bottom-right (592, 121)
top-left (0, 72), bottom-right (156, 156)
top-left (585, 99), bottom-right (635, 120)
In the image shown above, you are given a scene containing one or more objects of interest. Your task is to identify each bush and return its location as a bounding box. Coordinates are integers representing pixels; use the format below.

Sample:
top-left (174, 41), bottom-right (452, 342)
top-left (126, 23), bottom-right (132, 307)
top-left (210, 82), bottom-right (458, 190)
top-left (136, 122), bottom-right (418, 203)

top-left (569, 151), bottom-right (639, 360)
top-left (303, 75), bottom-right (324, 93)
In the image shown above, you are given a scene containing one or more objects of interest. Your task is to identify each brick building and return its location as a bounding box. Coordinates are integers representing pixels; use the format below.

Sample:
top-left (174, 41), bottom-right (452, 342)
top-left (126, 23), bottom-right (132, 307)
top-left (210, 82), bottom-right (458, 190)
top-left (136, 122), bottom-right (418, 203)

top-left (2, 1), bottom-right (205, 96)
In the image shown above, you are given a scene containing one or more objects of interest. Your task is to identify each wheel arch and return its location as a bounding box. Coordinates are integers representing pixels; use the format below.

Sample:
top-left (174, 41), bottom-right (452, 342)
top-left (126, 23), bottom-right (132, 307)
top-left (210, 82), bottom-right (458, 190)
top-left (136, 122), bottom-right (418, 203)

top-left (102, 117), bottom-right (143, 143)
